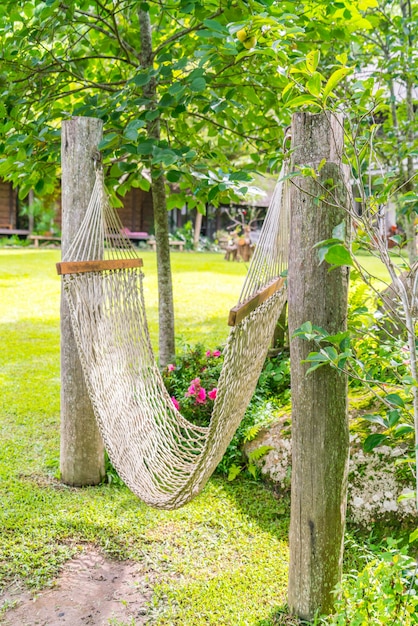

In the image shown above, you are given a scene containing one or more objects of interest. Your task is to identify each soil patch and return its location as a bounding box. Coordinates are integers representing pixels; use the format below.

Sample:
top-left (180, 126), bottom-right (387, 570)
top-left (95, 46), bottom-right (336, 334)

top-left (1, 547), bottom-right (153, 626)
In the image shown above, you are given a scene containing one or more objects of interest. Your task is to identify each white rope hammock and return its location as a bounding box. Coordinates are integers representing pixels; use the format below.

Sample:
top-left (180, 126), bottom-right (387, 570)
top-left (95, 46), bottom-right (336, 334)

top-left (57, 166), bottom-right (289, 509)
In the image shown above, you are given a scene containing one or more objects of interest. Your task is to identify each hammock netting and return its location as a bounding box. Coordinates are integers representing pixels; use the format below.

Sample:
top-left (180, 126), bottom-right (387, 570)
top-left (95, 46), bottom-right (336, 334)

top-left (58, 166), bottom-right (289, 509)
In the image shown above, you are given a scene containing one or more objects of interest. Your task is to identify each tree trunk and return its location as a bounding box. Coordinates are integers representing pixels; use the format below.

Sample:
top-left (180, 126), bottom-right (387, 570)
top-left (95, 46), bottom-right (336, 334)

top-left (401, 0), bottom-right (417, 265)
top-left (60, 116), bottom-right (105, 486)
top-left (403, 77), bottom-right (417, 264)
top-left (139, 8), bottom-right (175, 366)
top-left (287, 112), bottom-right (350, 620)
top-left (28, 189), bottom-right (35, 233)
top-left (152, 172), bottom-right (176, 365)
top-left (194, 210), bottom-right (203, 249)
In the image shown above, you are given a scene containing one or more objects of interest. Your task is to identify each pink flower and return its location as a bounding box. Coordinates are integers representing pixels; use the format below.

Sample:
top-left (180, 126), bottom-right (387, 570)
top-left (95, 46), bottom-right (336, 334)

top-left (185, 378), bottom-right (207, 404)
top-left (167, 363), bottom-right (175, 372)
top-left (206, 349), bottom-right (221, 358)
top-left (208, 388), bottom-right (217, 400)
top-left (186, 383), bottom-right (196, 396)
top-left (196, 387), bottom-right (207, 404)
top-left (186, 378), bottom-right (200, 397)
top-left (171, 396), bottom-right (180, 411)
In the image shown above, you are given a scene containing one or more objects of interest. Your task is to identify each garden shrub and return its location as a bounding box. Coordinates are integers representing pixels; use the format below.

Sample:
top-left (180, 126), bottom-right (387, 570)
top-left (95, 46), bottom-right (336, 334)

top-left (162, 342), bottom-right (291, 477)
top-left (324, 542), bottom-right (418, 625)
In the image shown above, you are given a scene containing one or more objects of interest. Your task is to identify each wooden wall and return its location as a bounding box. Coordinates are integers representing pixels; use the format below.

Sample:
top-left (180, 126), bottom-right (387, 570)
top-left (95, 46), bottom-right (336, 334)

top-left (0, 181), bottom-right (17, 228)
top-left (0, 178), bottom-right (154, 235)
top-left (117, 187), bottom-right (154, 233)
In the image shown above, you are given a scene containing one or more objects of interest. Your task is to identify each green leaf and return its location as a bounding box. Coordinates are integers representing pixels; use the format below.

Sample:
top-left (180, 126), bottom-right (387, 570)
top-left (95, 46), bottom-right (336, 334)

top-left (248, 445), bottom-right (273, 463)
top-left (292, 321), bottom-right (313, 339)
top-left (385, 393), bottom-right (405, 408)
top-left (323, 67), bottom-right (352, 100)
top-left (398, 490), bottom-right (415, 502)
top-left (306, 50), bottom-right (320, 74)
top-left (305, 361), bottom-right (327, 374)
top-left (324, 331), bottom-right (350, 346)
top-left (132, 72), bottom-right (151, 87)
top-left (394, 424), bottom-right (414, 437)
top-left (358, 0), bottom-right (378, 8)
top-left (364, 433), bottom-right (388, 452)
top-left (227, 464), bottom-right (243, 481)
top-left (362, 414), bottom-right (388, 428)
top-left (387, 410), bottom-right (401, 428)
top-left (203, 19), bottom-right (227, 34)
top-left (336, 52), bottom-right (348, 65)
top-left (135, 177), bottom-right (151, 192)
top-left (324, 244), bottom-right (353, 267)
top-left (306, 72), bottom-right (322, 97)
top-left (190, 77), bottom-right (207, 92)
top-left (322, 346), bottom-right (338, 361)
top-left (409, 528), bottom-right (418, 544)
top-left (304, 352), bottom-right (329, 363)
top-left (168, 82), bottom-right (186, 97)
top-left (281, 82), bottom-right (295, 99)
top-left (317, 242), bottom-right (337, 265)
top-left (166, 170), bottom-right (182, 183)
top-left (137, 140), bottom-right (155, 155)
top-left (124, 119), bottom-right (145, 141)
top-left (332, 221), bottom-right (346, 242)
top-left (285, 94), bottom-right (319, 108)
top-left (97, 133), bottom-right (119, 150)
top-left (207, 185), bottom-right (219, 203)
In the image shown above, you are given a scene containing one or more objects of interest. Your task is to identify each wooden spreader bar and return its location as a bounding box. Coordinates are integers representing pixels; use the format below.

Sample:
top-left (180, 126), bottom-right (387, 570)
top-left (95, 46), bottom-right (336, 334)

top-left (56, 258), bottom-right (143, 276)
top-left (228, 277), bottom-right (285, 326)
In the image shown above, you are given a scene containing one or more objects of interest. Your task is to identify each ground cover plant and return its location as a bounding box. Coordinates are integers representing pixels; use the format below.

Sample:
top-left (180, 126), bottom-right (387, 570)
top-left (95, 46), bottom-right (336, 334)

top-left (1, 248), bottom-right (417, 625)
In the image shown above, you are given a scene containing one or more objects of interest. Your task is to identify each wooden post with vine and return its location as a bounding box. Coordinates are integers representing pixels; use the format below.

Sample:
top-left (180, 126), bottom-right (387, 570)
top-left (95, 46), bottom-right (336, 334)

top-left (287, 111), bottom-right (350, 619)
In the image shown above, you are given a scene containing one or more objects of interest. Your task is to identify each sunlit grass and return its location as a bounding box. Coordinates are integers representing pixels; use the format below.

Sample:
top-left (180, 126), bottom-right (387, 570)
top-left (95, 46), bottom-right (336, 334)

top-left (0, 247), bottom-right (404, 624)
top-left (354, 249), bottom-right (407, 289)
top-left (0, 249), bottom-right (248, 350)
top-left (0, 248), bottom-right (290, 625)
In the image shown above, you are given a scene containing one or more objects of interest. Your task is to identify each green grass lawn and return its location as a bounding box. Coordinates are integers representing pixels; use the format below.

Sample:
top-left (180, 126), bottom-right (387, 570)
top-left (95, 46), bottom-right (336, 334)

top-left (0, 247), bottom-right (407, 625)
top-left (0, 248), bottom-right (290, 625)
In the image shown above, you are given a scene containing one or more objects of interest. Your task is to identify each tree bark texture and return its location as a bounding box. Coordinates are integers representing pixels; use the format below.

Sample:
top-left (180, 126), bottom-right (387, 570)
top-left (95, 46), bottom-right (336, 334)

top-left (287, 112), bottom-right (350, 620)
top-left (401, 0), bottom-right (417, 265)
top-left (139, 8), bottom-right (175, 366)
top-left (60, 116), bottom-right (105, 486)
top-left (194, 210), bottom-right (203, 249)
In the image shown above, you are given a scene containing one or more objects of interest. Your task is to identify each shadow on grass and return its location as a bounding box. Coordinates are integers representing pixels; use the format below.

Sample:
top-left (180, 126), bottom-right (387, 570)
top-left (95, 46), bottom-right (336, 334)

top-left (210, 474), bottom-right (290, 541)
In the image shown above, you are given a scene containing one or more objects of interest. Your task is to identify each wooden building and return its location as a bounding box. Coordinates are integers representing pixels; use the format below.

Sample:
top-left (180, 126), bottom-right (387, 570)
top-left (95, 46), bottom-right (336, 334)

top-left (0, 179), bottom-right (155, 238)
top-left (116, 187), bottom-right (154, 235)
top-left (0, 180), bottom-right (26, 234)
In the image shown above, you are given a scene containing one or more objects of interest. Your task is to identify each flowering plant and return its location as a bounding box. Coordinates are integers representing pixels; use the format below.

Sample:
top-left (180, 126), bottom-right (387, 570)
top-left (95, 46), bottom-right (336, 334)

top-left (162, 343), bottom-right (223, 426)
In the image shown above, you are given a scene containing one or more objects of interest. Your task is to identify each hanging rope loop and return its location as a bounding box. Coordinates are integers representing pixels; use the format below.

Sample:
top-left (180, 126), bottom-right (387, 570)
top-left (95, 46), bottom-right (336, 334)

top-left (92, 150), bottom-right (102, 171)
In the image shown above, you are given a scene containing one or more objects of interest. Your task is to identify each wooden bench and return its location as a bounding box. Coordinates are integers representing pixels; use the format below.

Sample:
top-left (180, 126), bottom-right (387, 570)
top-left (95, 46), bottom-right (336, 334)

top-left (121, 228), bottom-right (149, 243)
top-left (0, 227), bottom-right (30, 236)
top-left (28, 234), bottom-right (61, 247)
top-left (147, 239), bottom-right (185, 252)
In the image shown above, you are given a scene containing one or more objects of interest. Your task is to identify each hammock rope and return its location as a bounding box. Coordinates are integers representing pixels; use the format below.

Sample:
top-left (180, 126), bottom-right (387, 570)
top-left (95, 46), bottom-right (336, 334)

top-left (58, 165), bottom-right (289, 509)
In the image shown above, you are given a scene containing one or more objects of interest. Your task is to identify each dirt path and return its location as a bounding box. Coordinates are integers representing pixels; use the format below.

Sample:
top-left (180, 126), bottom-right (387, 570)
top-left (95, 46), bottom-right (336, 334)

top-left (1, 547), bottom-right (153, 626)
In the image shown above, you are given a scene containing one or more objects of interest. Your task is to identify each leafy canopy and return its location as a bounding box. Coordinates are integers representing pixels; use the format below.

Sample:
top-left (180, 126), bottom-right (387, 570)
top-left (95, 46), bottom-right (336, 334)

top-left (0, 0), bottom-right (378, 208)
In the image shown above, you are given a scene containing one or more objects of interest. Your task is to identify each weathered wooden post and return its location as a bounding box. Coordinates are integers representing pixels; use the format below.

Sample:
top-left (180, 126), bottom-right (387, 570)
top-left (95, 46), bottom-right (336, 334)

top-left (287, 112), bottom-right (350, 619)
top-left (60, 116), bottom-right (105, 485)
